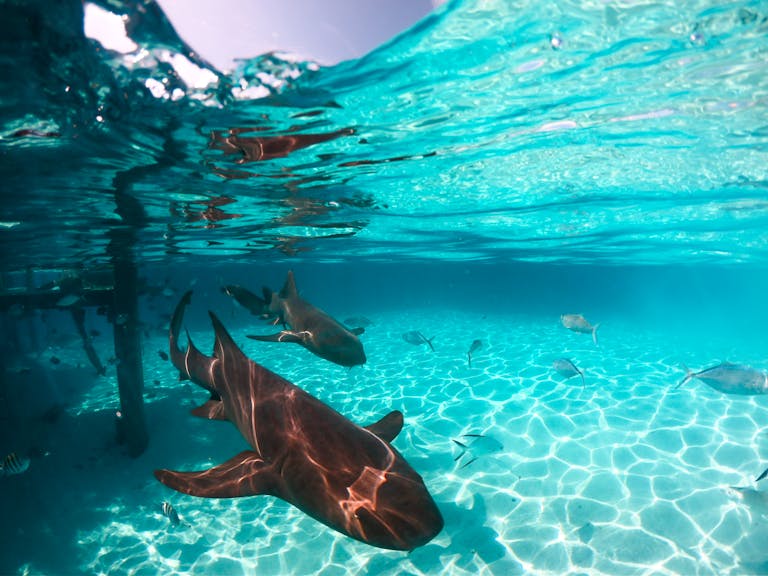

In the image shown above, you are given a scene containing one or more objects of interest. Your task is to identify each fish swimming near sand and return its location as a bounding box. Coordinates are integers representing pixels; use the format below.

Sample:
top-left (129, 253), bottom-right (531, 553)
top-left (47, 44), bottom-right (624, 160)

top-left (467, 339), bottom-right (482, 367)
top-left (560, 314), bottom-right (600, 346)
top-left (553, 358), bottom-right (585, 388)
top-left (675, 362), bottom-right (768, 395)
top-left (0, 452), bottom-right (30, 476)
top-left (452, 434), bottom-right (503, 469)
top-left (155, 291), bottom-right (443, 551)
top-left (160, 501), bottom-right (188, 527)
top-left (403, 330), bottom-right (435, 352)
top-left (224, 271), bottom-right (366, 367)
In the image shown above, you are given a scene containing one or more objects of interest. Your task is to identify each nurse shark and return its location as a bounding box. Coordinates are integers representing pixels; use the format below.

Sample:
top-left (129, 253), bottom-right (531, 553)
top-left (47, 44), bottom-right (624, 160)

top-left (155, 291), bottom-right (443, 550)
top-left (224, 271), bottom-right (366, 367)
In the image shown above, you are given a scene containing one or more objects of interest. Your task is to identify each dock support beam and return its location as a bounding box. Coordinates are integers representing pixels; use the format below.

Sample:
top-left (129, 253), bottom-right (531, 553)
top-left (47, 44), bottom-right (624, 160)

top-left (109, 171), bottom-right (150, 457)
top-left (111, 254), bottom-right (148, 456)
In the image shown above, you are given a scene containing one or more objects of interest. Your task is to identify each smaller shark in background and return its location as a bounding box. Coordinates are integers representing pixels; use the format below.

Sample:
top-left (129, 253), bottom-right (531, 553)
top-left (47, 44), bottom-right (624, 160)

top-left (224, 271), bottom-right (366, 367)
top-left (560, 314), bottom-right (600, 346)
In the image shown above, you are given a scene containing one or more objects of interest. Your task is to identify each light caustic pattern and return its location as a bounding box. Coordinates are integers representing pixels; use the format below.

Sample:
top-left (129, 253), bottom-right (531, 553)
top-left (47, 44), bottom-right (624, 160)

top-left (18, 307), bottom-right (768, 575)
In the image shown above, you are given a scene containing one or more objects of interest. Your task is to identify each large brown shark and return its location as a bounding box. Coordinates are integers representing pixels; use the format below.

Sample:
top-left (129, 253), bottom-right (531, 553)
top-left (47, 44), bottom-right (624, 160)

top-left (155, 291), bottom-right (443, 551)
top-left (224, 271), bottom-right (366, 367)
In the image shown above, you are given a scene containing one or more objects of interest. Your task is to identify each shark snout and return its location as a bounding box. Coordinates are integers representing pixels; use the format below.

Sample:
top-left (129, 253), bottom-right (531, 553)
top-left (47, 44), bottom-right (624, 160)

top-left (353, 475), bottom-right (443, 550)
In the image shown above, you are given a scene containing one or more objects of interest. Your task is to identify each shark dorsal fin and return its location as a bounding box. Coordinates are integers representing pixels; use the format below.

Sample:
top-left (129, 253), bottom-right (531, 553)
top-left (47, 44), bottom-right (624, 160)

top-left (364, 410), bottom-right (404, 443)
top-left (280, 271), bottom-right (298, 299)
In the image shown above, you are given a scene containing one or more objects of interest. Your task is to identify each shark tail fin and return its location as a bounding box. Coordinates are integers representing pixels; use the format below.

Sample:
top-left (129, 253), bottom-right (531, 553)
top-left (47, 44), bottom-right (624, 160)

top-left (592, 324), bottom-right (600, 346)
top-left (467, 352), bottom-right (472, 368)
top-left (756, 466), bottom-right (768, 482)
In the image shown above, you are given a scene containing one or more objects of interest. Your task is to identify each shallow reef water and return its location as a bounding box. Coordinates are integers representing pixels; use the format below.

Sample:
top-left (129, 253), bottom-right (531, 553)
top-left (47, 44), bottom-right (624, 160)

top-left (1, 0), bottom-right (768, 574)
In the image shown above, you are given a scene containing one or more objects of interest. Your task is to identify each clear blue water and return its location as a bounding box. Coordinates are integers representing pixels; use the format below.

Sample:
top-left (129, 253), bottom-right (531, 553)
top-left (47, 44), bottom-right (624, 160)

top-left (1, 0), bottom-right (768, 574)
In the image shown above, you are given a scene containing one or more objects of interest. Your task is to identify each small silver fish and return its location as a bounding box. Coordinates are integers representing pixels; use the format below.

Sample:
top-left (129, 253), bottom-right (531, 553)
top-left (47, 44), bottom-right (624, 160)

top-left (675, 362), bottom-right (768, 395)
top-left (452, 433), bottom-right (503, 469)
top-left (402, 330), bottom-right (435, 352)
top-left (0, 452), bottom-right (30, 476)
top-left (560, 314), bottom-right (599, 345)
top-left (161, 501), bottom-right (181, 526)
top-left (467, 339), bottom-right (482, 367)
top-left (553, 358), bottom-right (585, 388)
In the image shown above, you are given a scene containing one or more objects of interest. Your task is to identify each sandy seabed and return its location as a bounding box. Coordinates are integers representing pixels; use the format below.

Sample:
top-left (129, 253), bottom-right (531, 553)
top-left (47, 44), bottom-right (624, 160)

top-left (2, 305), bottom-right (767, 575)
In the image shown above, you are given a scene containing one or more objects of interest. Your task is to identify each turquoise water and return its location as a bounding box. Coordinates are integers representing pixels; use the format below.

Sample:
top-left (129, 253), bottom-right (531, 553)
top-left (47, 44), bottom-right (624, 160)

top-left (2, 0), bottom-right (768, 574)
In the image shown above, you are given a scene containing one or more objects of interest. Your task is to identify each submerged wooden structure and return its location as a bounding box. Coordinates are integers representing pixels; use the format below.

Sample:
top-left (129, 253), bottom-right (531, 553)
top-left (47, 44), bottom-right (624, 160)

top-left (0, 262), bottom-right (149, 457)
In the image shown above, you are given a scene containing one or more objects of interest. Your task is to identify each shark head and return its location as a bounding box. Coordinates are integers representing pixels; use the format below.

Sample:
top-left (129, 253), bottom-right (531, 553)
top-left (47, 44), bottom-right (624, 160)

top-left (340, 462), bottom-right (443, 550)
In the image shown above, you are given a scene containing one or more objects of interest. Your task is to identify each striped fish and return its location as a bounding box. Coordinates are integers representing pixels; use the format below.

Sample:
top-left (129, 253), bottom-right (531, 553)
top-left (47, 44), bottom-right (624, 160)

top-left (161, 501), bottom-right (183, 526)
top-left (1, 452), bottom-right (30, 476)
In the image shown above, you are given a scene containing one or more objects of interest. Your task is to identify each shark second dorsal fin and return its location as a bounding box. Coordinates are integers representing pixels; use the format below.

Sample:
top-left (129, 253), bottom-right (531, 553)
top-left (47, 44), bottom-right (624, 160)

top-left (364, 410), bottom-right (404, 443)
top-left (155, 451), bottom-right (277, 498)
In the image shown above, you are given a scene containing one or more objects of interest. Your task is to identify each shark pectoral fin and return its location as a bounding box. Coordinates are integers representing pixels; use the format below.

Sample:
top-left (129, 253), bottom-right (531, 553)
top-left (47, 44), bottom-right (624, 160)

top-left (247, 331), bottom-right (306, 344)
top-left (364, 410), bottom-right (404, 443)
top-left (350, 327), bottom-right (365, 336)
top-left (155, 451), bottom-right (275, 498)
top-left (190, 399), bottom-right (227, 421)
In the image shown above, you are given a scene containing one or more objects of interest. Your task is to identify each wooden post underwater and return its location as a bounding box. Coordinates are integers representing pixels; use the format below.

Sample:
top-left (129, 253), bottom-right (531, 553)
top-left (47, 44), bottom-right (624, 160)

top-left (112, 255), bottom-right (148, 456)
top-left (109, 170), bottom-right (151, 457)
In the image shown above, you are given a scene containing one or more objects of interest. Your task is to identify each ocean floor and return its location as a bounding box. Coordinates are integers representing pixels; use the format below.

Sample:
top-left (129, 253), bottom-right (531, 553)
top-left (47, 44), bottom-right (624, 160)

top-left (2, 301), bottom-right (768, 575)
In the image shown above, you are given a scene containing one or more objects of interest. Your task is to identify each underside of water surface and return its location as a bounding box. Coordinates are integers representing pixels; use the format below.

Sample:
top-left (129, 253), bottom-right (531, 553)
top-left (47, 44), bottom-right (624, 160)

top-left (1, 0), bottom-right (768, 575)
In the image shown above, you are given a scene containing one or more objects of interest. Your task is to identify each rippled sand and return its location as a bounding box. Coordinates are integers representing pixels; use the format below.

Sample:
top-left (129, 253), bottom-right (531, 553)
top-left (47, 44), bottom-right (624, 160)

top-left (5, 307), bottom-right (768, 575)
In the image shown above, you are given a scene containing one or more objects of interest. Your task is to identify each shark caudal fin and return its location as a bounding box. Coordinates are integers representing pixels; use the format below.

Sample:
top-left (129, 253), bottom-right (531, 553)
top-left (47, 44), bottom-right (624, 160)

top-left (592, 324), bottom-right (600, 346)
top-left (364, 410), bottom-right (404, 443)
